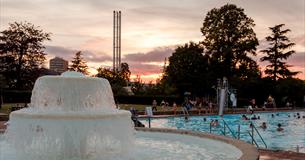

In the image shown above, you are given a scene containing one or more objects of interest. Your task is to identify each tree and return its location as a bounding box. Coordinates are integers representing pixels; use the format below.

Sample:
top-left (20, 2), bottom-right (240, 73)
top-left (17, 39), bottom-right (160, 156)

top-left (70, 51), bottom-right (88, 74)
top-left (0, 21), bottom-right (50, 89)
top-left (119, 62), bottom-right (131, 83)
top-left (96, 63), bottom-right (131, 95)
top-left (260, 24), bottom-right (298, 81)
top-left (131, 75), bottom-right (144, 95)
top-left (200, 4), bottom-right (259, 81)
top-left (164, 42), bottom-right (209, 95)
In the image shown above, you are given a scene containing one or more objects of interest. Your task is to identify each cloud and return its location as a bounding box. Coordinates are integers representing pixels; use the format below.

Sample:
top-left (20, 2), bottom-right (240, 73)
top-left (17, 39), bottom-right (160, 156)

top-left (2, 0), bottom-right (304, 81)
top-left (44, 45), bottom-right (112, 63)
top-left (121, 46), bottom-right (176, 81)
top-left (123, 46), bottom-right (175, 62)
top-left (128, 62), bottom-right (163, 75)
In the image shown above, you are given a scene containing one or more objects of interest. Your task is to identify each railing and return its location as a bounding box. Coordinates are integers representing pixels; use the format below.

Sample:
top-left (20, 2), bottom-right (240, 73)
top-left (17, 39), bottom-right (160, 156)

top-left (247, 131), bottom-right (260, 148)
top-left (209, 119), bottom-right (236, 139)
top-left (251, 122), bottom-right (268, 149)
top-left (209, 120), bottom-right (267, 149)
top-left (222, 119), bottom-right (237, 139)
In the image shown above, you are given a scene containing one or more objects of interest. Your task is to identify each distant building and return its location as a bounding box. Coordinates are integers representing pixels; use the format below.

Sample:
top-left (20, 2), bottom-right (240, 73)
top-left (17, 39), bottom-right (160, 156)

top-left (49, 57), bottom-right (68, 73)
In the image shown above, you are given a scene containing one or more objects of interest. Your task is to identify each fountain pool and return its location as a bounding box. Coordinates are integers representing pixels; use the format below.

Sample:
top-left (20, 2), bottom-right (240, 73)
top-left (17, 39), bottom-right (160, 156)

top-left (0, 72), bottom-right (258, 160)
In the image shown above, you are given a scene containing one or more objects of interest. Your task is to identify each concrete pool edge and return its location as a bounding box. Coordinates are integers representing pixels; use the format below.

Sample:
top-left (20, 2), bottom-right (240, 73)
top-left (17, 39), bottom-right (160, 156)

top-left (136, 127), bottom-right (259, 160)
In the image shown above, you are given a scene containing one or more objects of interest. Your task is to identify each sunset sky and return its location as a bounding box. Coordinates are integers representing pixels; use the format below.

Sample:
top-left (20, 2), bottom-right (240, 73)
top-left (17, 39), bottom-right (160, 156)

top-left (0, 0), bottom-right (304, 82)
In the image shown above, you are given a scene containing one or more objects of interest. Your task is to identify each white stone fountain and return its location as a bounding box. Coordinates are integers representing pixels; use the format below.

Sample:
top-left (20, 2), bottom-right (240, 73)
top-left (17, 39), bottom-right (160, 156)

top-left (0, 71), bottom-right (258, 160)
top-left (6, 71), bottom-right (134, 160)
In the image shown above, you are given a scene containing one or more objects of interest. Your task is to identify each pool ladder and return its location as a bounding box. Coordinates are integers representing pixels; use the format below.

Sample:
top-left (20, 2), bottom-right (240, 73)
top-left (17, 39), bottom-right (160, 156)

top-left (247, 122), bottom-right (268, 149)
top-left (210, 120), bottom-right (267, 149)
top-left (209, 120), bottom-right (237, 139)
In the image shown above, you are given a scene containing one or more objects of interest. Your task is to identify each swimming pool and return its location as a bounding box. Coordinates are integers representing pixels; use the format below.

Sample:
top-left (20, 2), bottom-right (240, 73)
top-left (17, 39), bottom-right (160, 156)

top-left (140, 111), bottom-right (305, 153)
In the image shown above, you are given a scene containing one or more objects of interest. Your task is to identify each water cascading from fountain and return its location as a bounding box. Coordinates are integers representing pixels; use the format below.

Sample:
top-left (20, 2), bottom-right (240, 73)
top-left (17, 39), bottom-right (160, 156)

top-left (5, 71), bottom-right (134, 160)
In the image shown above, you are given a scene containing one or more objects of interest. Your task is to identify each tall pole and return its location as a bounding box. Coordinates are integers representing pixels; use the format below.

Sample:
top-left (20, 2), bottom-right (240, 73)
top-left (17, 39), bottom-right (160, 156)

top-left (118, 11), bottom-right (121, 71)
top-left (116, 11), bottom-right (119, 72)
top-left (113, 11), bottom-right (116, 72)
top-left (113, 10), bottom-right (122, 73)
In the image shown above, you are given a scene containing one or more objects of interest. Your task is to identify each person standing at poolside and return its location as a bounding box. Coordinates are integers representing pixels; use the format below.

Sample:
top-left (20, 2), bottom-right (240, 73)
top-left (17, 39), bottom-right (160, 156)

top-left (172, 102), bottom-right (177, 115)
top-left (208, 101), bottom-right (213, 114)
top-left (152, 99), bottom-right (158, 112)
top-left (182, 97), bottom-right (192, 118)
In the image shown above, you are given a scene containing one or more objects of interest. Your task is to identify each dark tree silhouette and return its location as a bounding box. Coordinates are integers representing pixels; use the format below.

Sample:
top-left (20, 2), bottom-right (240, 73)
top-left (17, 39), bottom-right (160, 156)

top-left (0, 22), bottom-right (50, 89)
top-left (70, 51), bottom-right (89, 74)
top-left (260, 24), bottom-right (298, 81)
top-left (165, 42), bottom-right (209, 95)
top-left (96, 62), bottom-right (131, 95)
top-left (120, 62), bottom-right (131, 82)
top-left (201, 4), bottom-right (259, 80)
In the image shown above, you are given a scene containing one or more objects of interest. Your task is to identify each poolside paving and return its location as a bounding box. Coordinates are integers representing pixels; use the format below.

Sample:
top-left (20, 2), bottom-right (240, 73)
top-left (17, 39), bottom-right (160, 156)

top-left (259, 149), bottom-right (305, 160)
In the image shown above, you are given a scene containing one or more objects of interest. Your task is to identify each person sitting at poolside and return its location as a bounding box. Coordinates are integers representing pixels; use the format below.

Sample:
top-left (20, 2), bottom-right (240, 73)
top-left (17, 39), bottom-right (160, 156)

top-left (277, 123), bottom-right (284, 131)
top-left (260, 122), bottom-right (267, 130)
top-left (247, 105), bottom-right (254, 114)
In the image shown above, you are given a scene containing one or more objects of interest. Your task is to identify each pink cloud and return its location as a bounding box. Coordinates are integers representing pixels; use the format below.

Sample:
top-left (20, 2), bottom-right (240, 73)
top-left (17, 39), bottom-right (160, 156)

top-left (123, 46), bottom-right (175, 62)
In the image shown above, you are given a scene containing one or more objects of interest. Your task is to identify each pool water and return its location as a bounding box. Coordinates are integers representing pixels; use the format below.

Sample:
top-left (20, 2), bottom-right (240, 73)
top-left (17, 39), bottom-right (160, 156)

top-left (140, 111), bottom-right (305, 153)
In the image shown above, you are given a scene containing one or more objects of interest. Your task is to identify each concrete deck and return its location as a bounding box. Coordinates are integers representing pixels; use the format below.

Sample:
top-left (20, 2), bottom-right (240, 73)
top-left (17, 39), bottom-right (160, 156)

top-left (259, 149), bottom-right (305, 160)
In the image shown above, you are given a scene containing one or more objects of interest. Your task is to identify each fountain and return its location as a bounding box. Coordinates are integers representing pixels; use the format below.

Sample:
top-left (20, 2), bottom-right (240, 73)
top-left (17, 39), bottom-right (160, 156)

top-left (0, 72), bottom-right (258, 160)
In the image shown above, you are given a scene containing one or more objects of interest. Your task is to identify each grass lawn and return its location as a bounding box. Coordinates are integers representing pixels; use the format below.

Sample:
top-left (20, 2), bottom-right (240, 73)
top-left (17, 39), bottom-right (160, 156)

top-left (118, 104), bottom-right (177, 112)
top-left (0, 103), bottom-right (15, 114)
top-left (0, 103), bottom-right (176, 114)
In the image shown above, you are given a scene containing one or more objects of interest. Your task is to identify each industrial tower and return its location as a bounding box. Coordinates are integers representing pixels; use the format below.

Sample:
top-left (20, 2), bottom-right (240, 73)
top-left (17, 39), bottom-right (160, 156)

top-left (113, 10), bottom-right (121, 72)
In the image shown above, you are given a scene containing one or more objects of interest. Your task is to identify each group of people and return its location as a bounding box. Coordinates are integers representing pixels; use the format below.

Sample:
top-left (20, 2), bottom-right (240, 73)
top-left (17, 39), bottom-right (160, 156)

top-left (152, 99), bottom-right (170, 112)
top-left (241, 113), bottom-right (286, 132)
top-left (258, 122), bottom-right (283, 132)
top-left (152, 97), bottom-right (215, 116)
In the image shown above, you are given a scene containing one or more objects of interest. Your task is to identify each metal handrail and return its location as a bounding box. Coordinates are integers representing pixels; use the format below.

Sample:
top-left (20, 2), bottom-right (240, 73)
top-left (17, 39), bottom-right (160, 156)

top-left (237, 124), bottom-right (240, 139)
top-left (251, 123), bottom-right (268, 148)
top-left (247, 131), bottom-right (259, 148)
top-left (222, 119), bottom-right (237, 138)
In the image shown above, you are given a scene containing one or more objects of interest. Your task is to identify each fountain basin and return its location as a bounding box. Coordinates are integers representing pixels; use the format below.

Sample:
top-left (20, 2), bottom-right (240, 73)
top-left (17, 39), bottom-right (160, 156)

top-left (0, 128), bottom-right (259, 160)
